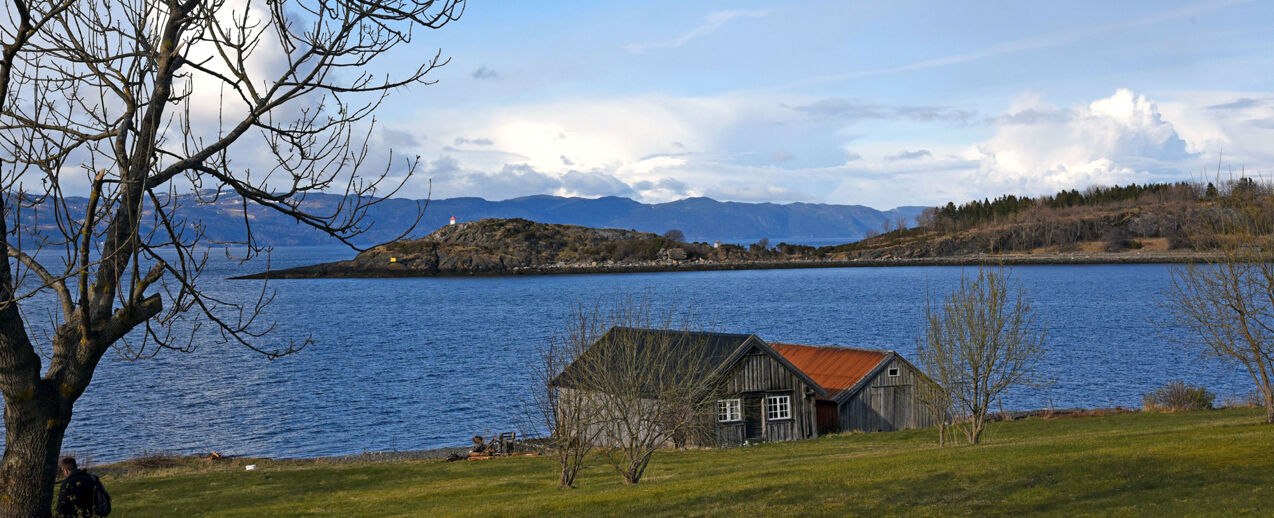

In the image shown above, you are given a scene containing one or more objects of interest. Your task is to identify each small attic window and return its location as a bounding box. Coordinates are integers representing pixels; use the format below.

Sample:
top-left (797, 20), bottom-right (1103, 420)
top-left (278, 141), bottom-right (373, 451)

top-left (887, 367), bottom-right (900, 377)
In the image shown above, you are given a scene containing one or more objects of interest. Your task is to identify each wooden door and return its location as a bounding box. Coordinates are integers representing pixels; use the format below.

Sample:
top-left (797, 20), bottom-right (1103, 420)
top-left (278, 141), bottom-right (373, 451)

top-left (816, 401), bottom-right (840, 435)
top-left (743, 396), bottom-right (763, 440)
top-left (891, 386), bottom-right (910, 429)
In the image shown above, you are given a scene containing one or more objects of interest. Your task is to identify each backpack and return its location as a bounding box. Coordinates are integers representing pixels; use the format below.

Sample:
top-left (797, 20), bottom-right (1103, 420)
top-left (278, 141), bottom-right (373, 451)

top-left (89, 474), bottom-right (111, 516)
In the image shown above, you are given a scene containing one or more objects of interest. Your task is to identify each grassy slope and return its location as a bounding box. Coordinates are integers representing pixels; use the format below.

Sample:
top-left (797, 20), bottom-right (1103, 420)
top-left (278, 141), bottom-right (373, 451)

top-left (106, 409), bottom-right (1273, 517)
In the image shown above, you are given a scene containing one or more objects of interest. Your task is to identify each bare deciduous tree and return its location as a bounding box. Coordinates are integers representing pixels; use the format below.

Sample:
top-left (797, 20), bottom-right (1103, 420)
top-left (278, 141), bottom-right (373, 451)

top-left (0, 0), bottom-right (463, 514)
top-left (554, 299), bottom-right (723, 485)
top-left (524, 302), bottom-right (605, 489)
top-left (1167, 180), bottom-right (1274, 423)
top-left (915, 206), bottom-right (938, 229)
top-left (917, 266), bottom-right (1046, 445)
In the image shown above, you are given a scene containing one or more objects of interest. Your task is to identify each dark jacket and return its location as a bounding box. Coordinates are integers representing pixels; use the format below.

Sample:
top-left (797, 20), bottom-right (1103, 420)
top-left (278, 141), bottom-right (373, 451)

top-left (56, 469), bottom-right (98, 518)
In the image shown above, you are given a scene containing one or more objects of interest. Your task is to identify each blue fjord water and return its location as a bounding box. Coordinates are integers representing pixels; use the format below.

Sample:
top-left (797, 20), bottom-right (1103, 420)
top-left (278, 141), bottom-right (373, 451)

top-left (5, 246), bottom-right (1253, 462)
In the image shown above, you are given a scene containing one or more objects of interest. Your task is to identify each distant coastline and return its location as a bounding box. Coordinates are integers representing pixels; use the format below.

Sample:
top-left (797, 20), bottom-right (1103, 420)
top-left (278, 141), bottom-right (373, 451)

top-left (234, 250), bottom-right (1214, 280)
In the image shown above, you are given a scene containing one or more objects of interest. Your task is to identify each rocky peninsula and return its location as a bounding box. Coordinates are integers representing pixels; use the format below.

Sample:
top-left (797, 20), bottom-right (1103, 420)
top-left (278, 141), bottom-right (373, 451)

top-left (235, 212), bottom-right (1217, 280)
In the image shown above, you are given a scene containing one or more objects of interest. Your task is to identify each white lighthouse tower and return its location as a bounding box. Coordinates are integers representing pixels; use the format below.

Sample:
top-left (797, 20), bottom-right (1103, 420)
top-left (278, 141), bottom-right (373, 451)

top-left (449, 215), bottom-right (456, 225)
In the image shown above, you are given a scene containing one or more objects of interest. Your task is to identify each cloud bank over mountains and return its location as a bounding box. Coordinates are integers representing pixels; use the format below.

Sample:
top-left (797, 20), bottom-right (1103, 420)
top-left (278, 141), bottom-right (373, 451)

top-left (380, 87), bottom-right (1260, 209)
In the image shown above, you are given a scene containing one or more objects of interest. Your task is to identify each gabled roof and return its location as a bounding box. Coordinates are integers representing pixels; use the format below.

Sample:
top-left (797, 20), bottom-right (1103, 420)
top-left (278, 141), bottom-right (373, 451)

top-left (769, 343), bottom-right (890, 399)
top-left (551, 327), bottom-right (754, 390)
top-left (604, 326), bottom-right (753, 366)
top-left (551, 327), bottom-right (829, 399)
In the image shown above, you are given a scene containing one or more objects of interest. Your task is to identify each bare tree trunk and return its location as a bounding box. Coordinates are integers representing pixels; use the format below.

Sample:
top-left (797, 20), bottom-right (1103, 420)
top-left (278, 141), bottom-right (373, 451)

top-left (624, 452), bottom-right (654, 484)
top-left (0, 1), bottom-right (464, 509)
top-left (559, 465), bottom-right (576, 489)
top-left (0, 393), bottom-right (67, 518)
top-left (0, 216), bottom-right (62, 517)
top-left (1264, 388), bottom-right (1274, 424)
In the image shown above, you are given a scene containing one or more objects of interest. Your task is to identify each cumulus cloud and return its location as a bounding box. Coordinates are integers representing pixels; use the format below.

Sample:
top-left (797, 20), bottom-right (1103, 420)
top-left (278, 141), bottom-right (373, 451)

top-left (472, 66), bottom-right (499, 80)
top-left (419, 155), bottom-right (644, 201)
top-left (625, 10), bottom-right (768, 53)
top-left (396, 87), bottom-right (1247, 209)
top-left (1157, 91), bottom-right (1274, 173)
top-left (967, 89), bottom-right (1195, 194)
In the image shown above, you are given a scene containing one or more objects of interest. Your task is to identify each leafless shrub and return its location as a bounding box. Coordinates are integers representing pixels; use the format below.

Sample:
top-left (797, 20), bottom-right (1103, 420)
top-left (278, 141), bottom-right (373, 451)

top-left (523, 302), bottom-right (606, 489)
top-left (553, 297), bottom-right (724, 484)
top-left (917, 265), bottom-right (1047, 445)
top-left (1166, 177), bottom-right (1274, 423)
top-left (1142, 381), bottom-right (1214, 412)
top-left (1220, 392), bottom-right (1263, 409)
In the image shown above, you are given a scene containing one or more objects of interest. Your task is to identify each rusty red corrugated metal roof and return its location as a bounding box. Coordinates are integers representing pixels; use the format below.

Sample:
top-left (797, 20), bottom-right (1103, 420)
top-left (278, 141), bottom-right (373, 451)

top-left (770, 342), bottom-right (888, 399)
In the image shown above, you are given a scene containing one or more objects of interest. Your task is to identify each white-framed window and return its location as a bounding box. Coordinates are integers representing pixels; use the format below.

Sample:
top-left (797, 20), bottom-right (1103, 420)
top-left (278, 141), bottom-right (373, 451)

top-left (717, 398), bottom-right (742, 422)
top-left (765, 395), bottom-right (791, 420)
top-left (888, 367), bottom-right (900, 377)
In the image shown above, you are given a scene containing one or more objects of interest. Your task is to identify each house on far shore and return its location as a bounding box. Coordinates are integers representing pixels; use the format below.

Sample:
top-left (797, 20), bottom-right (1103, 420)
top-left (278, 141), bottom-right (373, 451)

top-left (553, 327), bottom-right (937, 447)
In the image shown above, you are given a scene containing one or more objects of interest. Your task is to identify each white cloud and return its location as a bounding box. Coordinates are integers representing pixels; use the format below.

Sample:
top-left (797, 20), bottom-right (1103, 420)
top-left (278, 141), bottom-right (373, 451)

top-left (1156, 91), bottom-right (1274, 174)
top-left (180, 0), bottom-right (291, 125)
top-left (965, 89), bottom-right (1196, 195)
top-left (387, 87), bottom-right (1269, 209)
top-left (625, 10), bottom-right (768, 54)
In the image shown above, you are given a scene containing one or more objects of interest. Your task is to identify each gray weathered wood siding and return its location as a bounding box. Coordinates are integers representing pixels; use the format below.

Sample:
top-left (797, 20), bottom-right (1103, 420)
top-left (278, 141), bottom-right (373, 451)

top-left (837, 357), bottom-right (937, 433)
top-left (713, 345), bottom-right (817, 445)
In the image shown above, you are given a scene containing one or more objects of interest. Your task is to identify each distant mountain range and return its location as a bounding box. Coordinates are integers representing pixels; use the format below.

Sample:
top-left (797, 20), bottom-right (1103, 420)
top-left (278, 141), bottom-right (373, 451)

top-left (17, 192), bottom-right (928, 247)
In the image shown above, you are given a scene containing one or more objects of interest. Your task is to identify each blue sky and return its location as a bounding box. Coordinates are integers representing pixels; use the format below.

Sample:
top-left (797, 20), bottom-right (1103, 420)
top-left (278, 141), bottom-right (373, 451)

top-left (364, 0), bottom-right (1274, 209)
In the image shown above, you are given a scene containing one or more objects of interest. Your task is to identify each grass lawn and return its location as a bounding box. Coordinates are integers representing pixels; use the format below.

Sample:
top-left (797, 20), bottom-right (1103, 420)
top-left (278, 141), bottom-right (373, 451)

top-left (100, 408), bottom-right (1273, 517)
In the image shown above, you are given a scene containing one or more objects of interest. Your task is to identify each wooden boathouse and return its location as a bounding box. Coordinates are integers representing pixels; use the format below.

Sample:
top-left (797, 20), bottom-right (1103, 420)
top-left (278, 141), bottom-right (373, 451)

top-left (556, 327), bottom-right (938, 446)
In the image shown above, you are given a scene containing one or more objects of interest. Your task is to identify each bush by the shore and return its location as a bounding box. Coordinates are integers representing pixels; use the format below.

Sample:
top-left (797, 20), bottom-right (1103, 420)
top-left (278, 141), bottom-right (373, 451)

top-left (1143, 381), bottom-right (1215, 412)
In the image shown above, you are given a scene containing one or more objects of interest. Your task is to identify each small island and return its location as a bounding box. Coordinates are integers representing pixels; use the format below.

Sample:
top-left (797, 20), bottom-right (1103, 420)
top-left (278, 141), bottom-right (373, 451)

top-left (235, 182), bottom-right (1268, 279)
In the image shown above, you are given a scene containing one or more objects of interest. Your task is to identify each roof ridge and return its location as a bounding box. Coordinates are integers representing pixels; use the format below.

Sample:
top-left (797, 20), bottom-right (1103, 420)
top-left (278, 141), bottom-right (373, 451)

top-left (770, 342), bottom-right (891, 354)
top-left (610, 325), bottom-right (752, 337)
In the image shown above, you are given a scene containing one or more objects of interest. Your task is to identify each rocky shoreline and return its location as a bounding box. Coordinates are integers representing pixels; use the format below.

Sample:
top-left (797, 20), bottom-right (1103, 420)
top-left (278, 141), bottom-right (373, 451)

top-left (235, 250), bottom-right (1216, 280)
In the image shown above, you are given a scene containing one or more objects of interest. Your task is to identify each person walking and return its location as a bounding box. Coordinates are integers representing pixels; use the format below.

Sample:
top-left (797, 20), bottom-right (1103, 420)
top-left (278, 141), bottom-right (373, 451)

top-left (56, 457), bottom-right (110, 517)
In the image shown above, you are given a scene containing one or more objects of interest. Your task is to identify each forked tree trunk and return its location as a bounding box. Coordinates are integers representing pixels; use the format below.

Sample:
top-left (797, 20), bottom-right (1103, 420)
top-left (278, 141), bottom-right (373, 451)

top-left (1, 389), bottom-right (69, 518)
top-left (558, 464), bottom-right (576, 489)
top-left (623, 453), bottom-right (654, 484)
top-left (968, 414), bottom-right (985, 445)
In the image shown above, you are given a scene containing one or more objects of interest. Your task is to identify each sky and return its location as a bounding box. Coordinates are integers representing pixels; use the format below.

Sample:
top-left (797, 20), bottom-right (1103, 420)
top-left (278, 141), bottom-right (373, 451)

top-left (362, 0), bottom-right (1274, 209)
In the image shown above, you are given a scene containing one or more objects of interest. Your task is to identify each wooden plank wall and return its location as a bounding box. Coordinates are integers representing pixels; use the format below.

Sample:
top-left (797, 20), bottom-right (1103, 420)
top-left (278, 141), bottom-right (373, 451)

top-left (838, 357), bottom-right (938, 433)
top-left (715, 347), bottom-right (817, 445)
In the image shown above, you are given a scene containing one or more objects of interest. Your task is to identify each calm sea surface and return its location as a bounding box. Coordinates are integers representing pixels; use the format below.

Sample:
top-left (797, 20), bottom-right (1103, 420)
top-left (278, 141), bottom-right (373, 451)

top-left (5, 246), bottom-right (1254, 462)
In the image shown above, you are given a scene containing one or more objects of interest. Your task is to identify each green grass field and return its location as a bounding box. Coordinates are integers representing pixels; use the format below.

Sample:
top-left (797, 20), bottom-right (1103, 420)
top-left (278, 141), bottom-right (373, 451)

top-left (99, 408), bottom-right (1273, 517)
